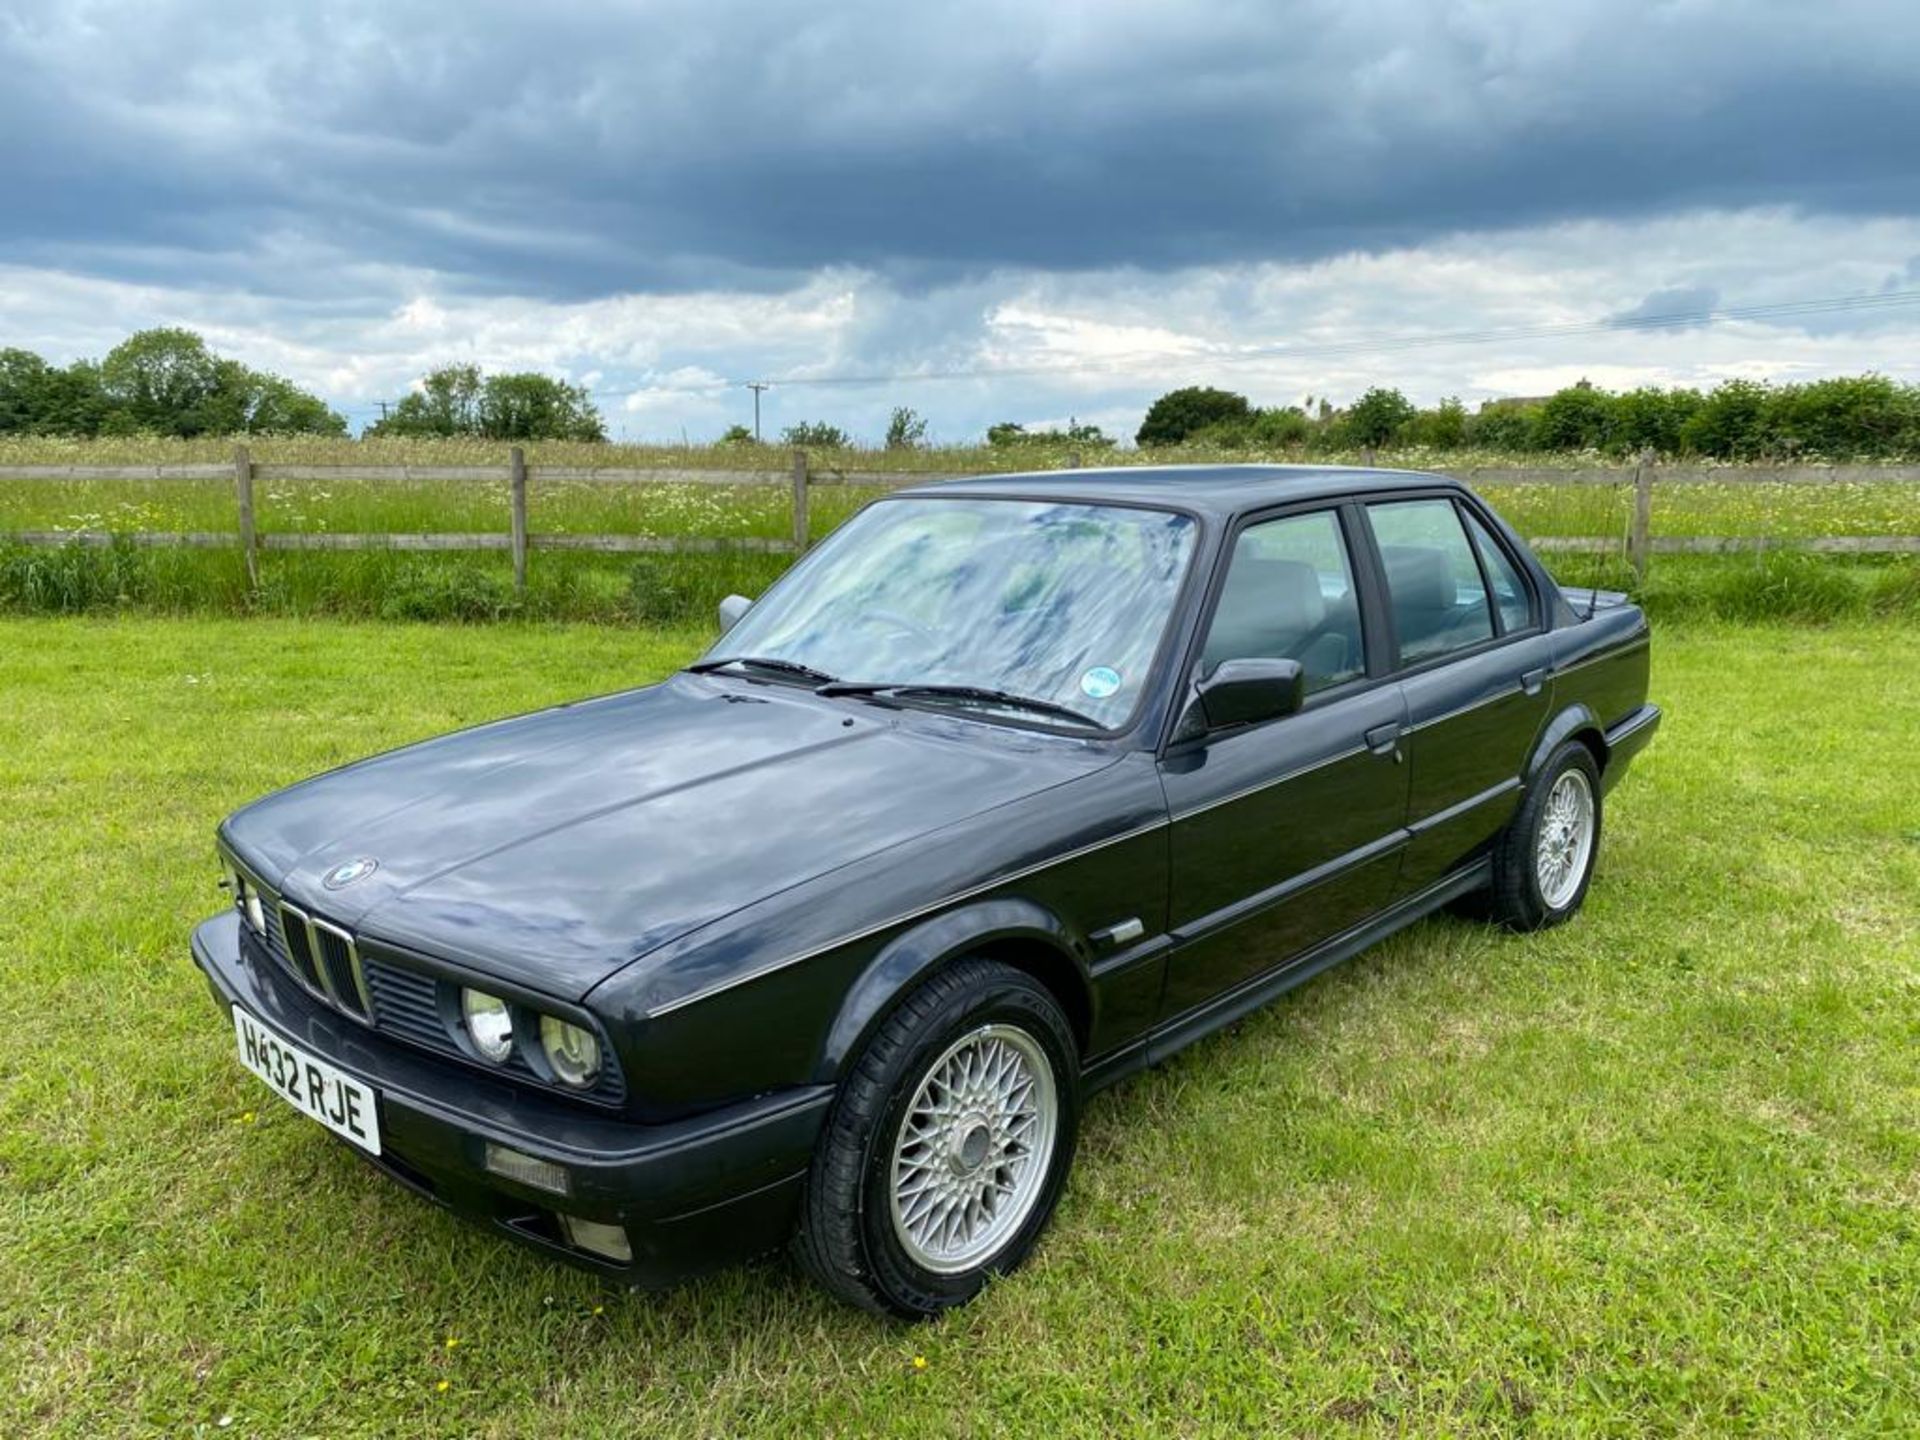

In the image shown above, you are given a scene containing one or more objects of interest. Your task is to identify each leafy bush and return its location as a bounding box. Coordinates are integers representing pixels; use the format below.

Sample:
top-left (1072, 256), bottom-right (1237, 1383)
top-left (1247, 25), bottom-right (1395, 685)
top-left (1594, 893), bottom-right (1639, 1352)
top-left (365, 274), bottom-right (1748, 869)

top-left (1336, 387), bottom-right (1418, 449)
top-left (885, 407), bottom-right (929, 450)
top-left (1534, 382), bottom-right (1616, 452)
top-left (782, 420), bottom-right (850, 449)
top-left (369, 364), bottom-right (604, 442)
top-left (1464, 401), bottom-right (1541, 451)
top-left (1136, 387), bottom-right (1252, 446)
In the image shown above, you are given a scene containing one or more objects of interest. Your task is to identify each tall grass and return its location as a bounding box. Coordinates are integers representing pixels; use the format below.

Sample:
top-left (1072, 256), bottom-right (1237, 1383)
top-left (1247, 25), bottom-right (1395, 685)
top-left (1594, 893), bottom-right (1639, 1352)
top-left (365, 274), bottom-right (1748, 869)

top-left (1, 437), bottom-right (1915, 623)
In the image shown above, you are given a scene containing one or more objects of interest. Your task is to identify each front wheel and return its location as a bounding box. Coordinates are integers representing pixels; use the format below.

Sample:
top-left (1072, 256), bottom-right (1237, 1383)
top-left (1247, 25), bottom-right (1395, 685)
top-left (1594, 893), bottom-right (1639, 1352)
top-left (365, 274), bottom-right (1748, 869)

top-left (1488, 741), bottom-right (1603, 931)
top-left (793, 959), bottom-right (1080, 1318)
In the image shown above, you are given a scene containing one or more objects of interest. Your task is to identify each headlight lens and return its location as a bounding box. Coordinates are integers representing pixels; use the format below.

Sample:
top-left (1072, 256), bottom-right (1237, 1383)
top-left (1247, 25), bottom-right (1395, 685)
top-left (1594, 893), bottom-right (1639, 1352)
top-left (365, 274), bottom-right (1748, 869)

top-left (461, 988), bottom-right (515, 1063)
top-left (540, 1015), bottom-right (601, 1088)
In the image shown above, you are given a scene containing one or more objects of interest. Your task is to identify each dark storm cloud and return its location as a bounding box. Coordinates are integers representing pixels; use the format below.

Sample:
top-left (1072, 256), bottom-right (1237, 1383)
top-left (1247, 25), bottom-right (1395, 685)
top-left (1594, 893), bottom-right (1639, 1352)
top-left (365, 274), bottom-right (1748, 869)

top-left (1606, 285), bottom-right (1722, 329)
top-left (2, 0), bottom-right (1918, 302)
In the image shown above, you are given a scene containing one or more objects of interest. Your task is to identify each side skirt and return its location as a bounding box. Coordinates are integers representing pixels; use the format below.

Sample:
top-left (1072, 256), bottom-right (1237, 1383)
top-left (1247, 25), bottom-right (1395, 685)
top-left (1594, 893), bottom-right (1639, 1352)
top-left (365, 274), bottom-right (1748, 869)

top-left (1079, 858), bottom-right (1492, 1095)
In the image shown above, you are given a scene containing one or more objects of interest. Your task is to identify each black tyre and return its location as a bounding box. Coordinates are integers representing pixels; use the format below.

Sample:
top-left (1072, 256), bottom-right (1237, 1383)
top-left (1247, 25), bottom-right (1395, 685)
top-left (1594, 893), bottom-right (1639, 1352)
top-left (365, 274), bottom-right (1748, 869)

top-left (793, 959), bottom-right (1080, 1318)
top-left (1488, 741), bottom-right (1603, 931)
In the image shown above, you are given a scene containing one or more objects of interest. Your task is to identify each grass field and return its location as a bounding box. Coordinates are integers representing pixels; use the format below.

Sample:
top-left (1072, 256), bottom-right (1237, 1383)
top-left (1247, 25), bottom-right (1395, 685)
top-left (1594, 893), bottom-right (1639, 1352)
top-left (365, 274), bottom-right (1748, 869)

top-left (2, 615), bottom-right (1917, 1436)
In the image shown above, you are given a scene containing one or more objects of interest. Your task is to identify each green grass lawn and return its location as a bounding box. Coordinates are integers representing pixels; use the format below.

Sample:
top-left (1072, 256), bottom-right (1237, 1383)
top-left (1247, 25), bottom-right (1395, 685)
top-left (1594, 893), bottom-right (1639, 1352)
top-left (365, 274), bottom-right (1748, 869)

top-left (2, 617), bottom-right (1916, 1436)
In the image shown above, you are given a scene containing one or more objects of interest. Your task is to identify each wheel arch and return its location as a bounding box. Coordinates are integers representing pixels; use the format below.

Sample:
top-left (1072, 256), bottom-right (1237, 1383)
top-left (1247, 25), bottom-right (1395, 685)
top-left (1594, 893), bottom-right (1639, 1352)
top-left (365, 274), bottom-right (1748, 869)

top-left (1527, 702), bottom-right (1608, 785)
top-left (813, 898), bottom-right (1094, 1084)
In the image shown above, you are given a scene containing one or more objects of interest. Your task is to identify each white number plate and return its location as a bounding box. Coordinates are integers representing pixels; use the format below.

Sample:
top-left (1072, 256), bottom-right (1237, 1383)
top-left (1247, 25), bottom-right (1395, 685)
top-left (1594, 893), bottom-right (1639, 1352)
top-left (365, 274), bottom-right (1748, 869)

top-left (233, 1005), bottom-right (382, 1155)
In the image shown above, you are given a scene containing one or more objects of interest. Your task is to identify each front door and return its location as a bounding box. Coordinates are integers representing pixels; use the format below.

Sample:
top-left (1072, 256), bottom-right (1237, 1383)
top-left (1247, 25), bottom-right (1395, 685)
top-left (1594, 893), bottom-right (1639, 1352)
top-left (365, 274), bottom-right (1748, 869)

top-left (1157, 507), bottom-right (1411, 1021)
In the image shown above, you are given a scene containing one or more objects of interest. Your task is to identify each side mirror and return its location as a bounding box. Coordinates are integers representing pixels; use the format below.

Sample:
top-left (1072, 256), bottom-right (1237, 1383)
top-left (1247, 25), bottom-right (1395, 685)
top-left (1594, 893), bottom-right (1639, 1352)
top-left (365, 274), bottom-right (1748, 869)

top-left (717, 594), bottom-right (752, 633)
top-left (1194, 657), bottom-right (1305, 730)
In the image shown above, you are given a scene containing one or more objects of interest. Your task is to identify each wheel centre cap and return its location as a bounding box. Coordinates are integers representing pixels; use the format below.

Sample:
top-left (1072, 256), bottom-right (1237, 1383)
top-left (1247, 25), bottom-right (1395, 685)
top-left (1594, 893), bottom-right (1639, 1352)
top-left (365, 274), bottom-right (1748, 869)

top-left (956, 1122), bottom-right (993, 1171)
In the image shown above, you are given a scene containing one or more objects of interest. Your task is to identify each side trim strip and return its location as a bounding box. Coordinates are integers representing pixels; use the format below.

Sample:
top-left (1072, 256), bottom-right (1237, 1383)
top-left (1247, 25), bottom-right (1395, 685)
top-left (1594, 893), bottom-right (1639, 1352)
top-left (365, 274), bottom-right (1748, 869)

top-left (1148, 859), bottom-right (1492, 1065)
top-left (1406, 684), bottom-right (1523, 734)
top-left (644, 815), bottom-right (1171, 1019)
top-left (1168, 743), bottom-right (1368, 824)
top-left (1552, 637), bottom-right (1649, 679)
top-left (1170, 828), bottom-right (1409, 947)
top-left (1407, 776), bottom-right (1522, 835)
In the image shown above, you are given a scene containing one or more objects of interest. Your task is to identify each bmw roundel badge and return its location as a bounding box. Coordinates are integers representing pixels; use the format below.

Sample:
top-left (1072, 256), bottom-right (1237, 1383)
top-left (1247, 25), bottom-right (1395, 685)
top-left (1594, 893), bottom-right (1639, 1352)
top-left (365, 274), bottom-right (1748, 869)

top-left (323, 856), bottom-right (379, 890)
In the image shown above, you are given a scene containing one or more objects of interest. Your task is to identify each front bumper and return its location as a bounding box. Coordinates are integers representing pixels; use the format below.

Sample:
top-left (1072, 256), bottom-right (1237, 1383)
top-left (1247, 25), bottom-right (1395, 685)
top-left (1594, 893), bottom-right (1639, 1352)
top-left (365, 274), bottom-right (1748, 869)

top-left (191, 911), bottom-right (832, 1286)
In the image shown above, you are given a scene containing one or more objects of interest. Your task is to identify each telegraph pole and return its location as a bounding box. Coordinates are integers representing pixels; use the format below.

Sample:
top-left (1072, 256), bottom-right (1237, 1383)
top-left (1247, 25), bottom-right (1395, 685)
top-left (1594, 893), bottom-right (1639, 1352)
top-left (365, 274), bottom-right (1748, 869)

top-left (746, 381), bottom-right (771, 442)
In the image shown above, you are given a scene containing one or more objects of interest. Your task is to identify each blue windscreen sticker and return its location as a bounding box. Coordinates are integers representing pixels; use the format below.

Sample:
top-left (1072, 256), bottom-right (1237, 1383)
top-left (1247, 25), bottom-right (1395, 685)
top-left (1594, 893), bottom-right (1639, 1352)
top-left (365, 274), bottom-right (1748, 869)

top-left (1080, 666), bottom-right (1122, 699)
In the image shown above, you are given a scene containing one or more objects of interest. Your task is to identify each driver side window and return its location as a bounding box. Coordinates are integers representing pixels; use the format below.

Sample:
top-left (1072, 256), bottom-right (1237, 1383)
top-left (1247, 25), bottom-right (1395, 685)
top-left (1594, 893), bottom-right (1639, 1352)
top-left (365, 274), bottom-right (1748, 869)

top-left (1201, 510), bottom-right (1364, 694)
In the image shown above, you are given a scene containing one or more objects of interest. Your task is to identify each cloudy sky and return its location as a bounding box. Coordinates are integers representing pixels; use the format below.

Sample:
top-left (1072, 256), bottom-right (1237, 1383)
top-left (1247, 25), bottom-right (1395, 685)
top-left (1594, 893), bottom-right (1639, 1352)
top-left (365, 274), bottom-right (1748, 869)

top-left (4, 0), bottom-right (1920, 442)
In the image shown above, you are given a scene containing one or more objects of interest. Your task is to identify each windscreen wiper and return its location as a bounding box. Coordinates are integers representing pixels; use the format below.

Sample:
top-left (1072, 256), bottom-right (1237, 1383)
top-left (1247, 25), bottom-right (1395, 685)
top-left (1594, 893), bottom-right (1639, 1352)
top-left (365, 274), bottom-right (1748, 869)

top-left (816, 680), bottom-right (1103, 729)
top-left (687, 655), bottom-right (839, 685)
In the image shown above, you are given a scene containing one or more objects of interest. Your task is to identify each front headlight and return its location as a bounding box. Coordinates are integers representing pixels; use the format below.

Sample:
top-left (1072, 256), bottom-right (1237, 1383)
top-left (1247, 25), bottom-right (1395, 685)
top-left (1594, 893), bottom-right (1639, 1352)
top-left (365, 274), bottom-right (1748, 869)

top-left (461, 988), bottom-right (515, 1063)
top-left (540, 1015), bottom-right (601, 1088)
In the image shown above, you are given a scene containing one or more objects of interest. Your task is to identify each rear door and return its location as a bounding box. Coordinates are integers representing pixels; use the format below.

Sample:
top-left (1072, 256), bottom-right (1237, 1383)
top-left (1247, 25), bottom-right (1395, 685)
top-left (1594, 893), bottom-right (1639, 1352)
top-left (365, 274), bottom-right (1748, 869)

top-left (1359, 494), bottom-right (1555, 894)
top-left (1157, 505), bottom-right (1411, 1020)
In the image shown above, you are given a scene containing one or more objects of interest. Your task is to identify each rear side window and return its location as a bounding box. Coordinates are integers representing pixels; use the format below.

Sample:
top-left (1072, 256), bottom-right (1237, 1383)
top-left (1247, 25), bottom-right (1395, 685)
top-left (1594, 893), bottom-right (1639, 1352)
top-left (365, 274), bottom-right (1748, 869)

top-left (1365, 499), bottom-right (1495, 664)
top-left (1201, 509), bottom-right (1364, 694)
top-left (1463, 509), bottom-right (1532, 634)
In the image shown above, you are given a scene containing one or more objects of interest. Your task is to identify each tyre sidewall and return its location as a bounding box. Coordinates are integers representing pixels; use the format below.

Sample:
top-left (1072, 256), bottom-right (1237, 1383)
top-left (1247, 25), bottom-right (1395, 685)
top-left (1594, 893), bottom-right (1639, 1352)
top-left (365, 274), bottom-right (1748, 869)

top-left (1517, 743), bottom-right (1603, 927)
top-left (856, 977), bottom-right (1080, 1315)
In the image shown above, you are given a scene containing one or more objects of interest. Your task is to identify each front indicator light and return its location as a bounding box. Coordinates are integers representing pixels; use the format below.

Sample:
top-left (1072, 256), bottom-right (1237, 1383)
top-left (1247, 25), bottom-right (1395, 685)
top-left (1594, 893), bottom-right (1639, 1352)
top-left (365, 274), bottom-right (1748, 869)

top-left (558, 1214), bottom-right (631, 1263)
top-left (484, 1143), bottom-right (569, 1196)
top-left (243, 885), bottom-right (266, 935)
top-left (461, 988), bottom-right (515, 1063)
top-left (540, 1015), bottom-right (601, 1088)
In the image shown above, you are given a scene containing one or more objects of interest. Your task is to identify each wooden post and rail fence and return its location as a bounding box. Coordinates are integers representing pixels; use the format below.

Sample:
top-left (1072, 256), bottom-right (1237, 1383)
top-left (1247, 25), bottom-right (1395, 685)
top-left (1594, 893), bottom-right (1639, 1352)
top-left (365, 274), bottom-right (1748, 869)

top-left (2, 448), bottom-right (1916, 593)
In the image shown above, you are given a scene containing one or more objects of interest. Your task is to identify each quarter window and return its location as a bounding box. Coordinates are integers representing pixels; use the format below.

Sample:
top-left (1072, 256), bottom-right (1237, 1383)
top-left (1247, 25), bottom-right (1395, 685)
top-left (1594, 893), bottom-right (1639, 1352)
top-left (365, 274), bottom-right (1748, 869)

top-left (1464, 510), bottom-right (1532, 634)
top-left (1365, 499), bottom-right (1496, 664)
top-left (1200, 510), bottom-right (1364, 695)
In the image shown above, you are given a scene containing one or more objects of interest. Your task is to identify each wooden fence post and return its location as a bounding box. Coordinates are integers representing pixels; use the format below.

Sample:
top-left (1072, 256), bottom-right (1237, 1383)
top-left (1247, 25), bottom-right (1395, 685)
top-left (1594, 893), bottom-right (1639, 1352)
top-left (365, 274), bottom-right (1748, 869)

top-left (508, 447), bottom-right (528, 593)
top-left (1629, 449), bottom-right (1655, 581)
top-left (1065, 451), bottom-right (1082, 470)
top-left (233, 444), bottom-right (257, 588)
top-left (791, 448), bottom-right (810, 552)
top-left (1361, 444), bottom-right (1377, 467)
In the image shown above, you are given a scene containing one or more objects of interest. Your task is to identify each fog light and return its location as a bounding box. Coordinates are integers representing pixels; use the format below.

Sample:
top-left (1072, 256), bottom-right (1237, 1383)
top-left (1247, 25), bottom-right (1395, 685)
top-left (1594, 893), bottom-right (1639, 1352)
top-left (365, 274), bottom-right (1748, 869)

top-left (462, 988), bottom-right (514, 1063)
top-left (559, 1213), bottom-right (632, 1263)
top-left (484, 1143), bottom-right (570, 1196)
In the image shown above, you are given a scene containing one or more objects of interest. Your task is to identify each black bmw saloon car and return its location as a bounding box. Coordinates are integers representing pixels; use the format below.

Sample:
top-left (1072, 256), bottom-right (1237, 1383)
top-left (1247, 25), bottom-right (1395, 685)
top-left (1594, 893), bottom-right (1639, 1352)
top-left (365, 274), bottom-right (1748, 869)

top-left (193, 464), bottom-right (1658, 1316)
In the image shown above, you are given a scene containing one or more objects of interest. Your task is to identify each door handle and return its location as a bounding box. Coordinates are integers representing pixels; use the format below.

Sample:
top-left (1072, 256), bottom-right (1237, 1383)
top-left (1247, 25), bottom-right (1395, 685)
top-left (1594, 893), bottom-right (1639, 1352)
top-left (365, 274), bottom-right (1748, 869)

top-left (1521, 667), bottom-right (1548, 696)
top-left (1364, 721), bottom-right (1404, 760)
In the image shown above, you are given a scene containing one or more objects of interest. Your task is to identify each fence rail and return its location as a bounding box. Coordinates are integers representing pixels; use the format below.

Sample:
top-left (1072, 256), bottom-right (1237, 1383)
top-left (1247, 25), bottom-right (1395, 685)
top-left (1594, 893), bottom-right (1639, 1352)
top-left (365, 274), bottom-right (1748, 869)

top-left (3, 448), bottom-right (1917, 590)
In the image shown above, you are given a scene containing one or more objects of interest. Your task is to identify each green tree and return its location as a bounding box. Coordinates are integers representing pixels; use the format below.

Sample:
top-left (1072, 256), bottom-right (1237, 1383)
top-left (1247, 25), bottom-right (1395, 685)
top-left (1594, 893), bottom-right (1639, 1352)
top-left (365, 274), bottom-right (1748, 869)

top-left (1464, 401), bottom-right (1541, 451)
top-left (1534, 381), bottom-right (1617, 452)
top-left (477, 373), bottom-right (605, 441)
top-left (1340, 386), bottom-right (1417, 449)
top-left (1136, 386), bottom-right (1252, 446)
top-left (369, 364), bottom-right (484, 438)
top-left (1764, 375), bottom-right (1919, 458)
top-left (1402, 396), bottom-right (1467, 449)
top-left (717, 424), bottom-right (756, 445)
top-left (782, 420), bottom-right (849, 448)
top-left (0, 350), bottom-right (108, 434)
top-left (885, 406), bottom-right (929, 450)
top-left (1612, 386), bottom-right (1701, 456)
top-left (99, 328), bottom-right (222, 434)
top-left (1681, 379), bottom-right (1773, 459)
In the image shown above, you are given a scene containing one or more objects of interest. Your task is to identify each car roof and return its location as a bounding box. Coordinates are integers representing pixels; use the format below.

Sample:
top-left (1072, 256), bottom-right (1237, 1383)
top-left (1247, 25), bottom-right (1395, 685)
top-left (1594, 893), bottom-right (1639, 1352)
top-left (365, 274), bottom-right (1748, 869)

top-left (892, 464), bottom-right (1456, 521)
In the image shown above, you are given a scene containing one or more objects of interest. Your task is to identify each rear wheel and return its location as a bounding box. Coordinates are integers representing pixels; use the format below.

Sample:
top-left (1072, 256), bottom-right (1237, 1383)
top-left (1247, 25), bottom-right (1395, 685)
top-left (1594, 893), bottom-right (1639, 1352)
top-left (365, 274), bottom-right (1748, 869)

top-left (793, 959), bottom-right (1079, 1318)
top-left (1488, 741), bottom-right (1602, 931)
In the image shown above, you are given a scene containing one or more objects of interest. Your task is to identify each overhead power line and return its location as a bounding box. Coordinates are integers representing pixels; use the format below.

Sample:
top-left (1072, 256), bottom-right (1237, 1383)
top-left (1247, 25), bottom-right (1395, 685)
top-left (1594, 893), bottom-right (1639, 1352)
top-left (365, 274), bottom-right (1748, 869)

top-left (590, 286), bottom-right (1920, 400)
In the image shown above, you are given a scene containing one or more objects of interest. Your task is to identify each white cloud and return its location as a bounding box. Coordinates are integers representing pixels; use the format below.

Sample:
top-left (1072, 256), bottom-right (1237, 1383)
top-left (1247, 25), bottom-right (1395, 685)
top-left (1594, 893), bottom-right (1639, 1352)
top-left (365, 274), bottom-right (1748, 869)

top-left (4, 208), bottom-right (1919, 442)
